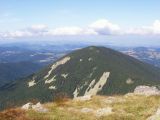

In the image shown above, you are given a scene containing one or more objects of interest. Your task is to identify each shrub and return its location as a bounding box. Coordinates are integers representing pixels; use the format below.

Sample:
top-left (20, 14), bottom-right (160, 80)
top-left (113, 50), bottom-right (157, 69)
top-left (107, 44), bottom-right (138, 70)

top-left (54, 92), bottom-right (70, 106)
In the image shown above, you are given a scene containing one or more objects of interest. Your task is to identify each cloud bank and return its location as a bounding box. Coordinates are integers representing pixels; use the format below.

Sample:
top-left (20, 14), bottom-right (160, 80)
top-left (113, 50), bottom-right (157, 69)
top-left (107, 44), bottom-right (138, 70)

top-left (126, 20), bottom-right (160, 35)
top-left (1, 19), bottom-right (160, 39)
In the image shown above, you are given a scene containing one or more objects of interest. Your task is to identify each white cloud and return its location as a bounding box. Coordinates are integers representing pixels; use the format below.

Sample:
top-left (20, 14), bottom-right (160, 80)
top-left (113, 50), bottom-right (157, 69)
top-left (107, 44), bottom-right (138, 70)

top-left (89, 19), bottom-right (121, 35)
top-left (30, 24), bottom-right (48, 31)
top-left (27, 24), bottom-right (48, 36)
top-left (126, 27), bottom-right (152, 35)
top-left (46, 27), bottom-right (98, 36)
top-left (0, 31), bottom-right (32, 39)
top-left (126, 20), bottom-right (160, 35)
top-left (47, 27), bottom-right (83, 36)
top-left (9, 31), bottom-right (33, 37)
top-left (0, 24), bottom-right (48, 39)
top-left (1, 19), bottom-right (160, 39)
top-left (0, 19), bottom-right (121, 38)
top-left (83, 28), bottom-right (98, 35)
top-left (152, 20), bottom-right (160, 34)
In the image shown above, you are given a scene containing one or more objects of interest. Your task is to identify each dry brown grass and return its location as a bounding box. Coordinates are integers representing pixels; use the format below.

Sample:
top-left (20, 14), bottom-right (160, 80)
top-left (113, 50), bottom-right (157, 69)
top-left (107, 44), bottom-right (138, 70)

top-left (1, 95), bottom-right (160, 120)
top-left (54, 92), bottom-right (70, 106)
top-left (0, 108), bottom-right (30, 120)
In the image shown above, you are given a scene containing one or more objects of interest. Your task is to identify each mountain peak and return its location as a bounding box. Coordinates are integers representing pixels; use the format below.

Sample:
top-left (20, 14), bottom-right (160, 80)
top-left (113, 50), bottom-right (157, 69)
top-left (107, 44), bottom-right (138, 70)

top-left (0, 46), bottom-right (160, 110)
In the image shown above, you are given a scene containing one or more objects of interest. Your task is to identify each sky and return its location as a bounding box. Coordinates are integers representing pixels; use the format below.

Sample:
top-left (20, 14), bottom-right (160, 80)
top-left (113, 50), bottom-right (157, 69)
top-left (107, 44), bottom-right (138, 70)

top-left (1, 0), bottom-right (160, 46)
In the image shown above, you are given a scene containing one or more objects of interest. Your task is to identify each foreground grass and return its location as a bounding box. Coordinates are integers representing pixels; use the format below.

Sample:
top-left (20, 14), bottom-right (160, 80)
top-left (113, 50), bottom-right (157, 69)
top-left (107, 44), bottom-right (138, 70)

top-left (1, 95), bottom-right (160, 120)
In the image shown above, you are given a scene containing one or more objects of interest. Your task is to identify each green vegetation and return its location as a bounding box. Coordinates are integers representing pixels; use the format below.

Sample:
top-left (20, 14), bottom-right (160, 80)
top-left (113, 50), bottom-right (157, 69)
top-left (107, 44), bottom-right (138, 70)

top-left (0, 46), bottom-right (160, 111)
top-left (0, 61), bottom-right (42, 86)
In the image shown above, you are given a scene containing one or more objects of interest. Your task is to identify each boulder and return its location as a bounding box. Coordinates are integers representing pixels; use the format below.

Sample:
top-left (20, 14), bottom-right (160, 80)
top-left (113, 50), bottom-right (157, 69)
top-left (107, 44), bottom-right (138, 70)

top-left (21, 102), bottom-right (48, 112)
top-left (134, 86), bottom-right (160, 96)
top-left (74, 95), bottom-right (92, 101)
top-left (21, 102), bottom-right (33, 110)
top-left (32, 102), bottom-right (48, 112)
top-left (96, 107), bottom-right (112, 117)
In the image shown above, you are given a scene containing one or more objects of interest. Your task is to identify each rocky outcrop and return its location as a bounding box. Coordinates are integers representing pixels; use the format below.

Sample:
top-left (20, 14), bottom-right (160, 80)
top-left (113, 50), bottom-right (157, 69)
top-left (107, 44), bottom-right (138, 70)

top-left (21, 102), bottom-right (33, 110)
top-left (21, 102), bottom-right (48, 112)
top-left (96, 107), bottom-right (112, 117)
top-left (74, 95), bottom-right (92, 101)
top-left (134, 86), bottom-right (160, 96)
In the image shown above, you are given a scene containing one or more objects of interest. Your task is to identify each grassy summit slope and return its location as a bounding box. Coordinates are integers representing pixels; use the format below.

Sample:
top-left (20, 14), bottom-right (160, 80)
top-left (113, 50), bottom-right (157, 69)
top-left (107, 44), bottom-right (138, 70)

top-left (1, 95), bottom-right (160, 120)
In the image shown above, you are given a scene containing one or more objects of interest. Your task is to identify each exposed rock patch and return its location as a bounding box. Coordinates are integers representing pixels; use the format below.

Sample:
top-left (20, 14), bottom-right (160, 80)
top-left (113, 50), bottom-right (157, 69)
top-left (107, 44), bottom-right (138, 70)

top-left (85, 72), bottom-right (110, 96)
top-left (49, 86), bottom-right (56, 90)
top-left (74, 95), bottom-right (92, 101)
top-left (73, 87), bottom-right (79, 98)
top-left (88, 57), bottom-right (93, 61)
top-left (45, 75), bottom-right (56, 84)
top-left (85, 79), bottom-right (96, 93)
top-left (126, 78), bottom-right (134, 84)
top-left (61, 73), bottom-right (68, 78)
top-left (44, 56), bottom-right (70, 79)
top-left (80, 59), bottom-right (83, 62)
top-left (96, 107), bottom-right (112, 117)
top-left (22, 102), bottom-right (48, 113)
top-left (134, 86), bottom-right (160, 96)
top-left (22, 102), bottom-right (33, 110)
top-left (28, 80), bottom-right (36, 87)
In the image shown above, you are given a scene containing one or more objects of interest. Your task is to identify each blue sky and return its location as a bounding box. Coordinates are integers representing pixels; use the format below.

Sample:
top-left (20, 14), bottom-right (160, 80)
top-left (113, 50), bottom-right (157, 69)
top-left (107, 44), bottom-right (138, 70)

top-left (1, 0), bottom-right (160, 46)
top-left (1, 0), bottom-right (160, 30)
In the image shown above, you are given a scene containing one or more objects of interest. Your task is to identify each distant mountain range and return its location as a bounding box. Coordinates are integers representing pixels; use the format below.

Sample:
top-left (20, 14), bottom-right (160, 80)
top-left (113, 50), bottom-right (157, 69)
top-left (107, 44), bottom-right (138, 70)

top-left (0, 46), bottom-right (65, 64)
top-left (1, 43), bottom-right (160, 67)
top-left (0, 62), bottom-right (43, 86)
top-left (0, 44), bottom-right (71, 86)
top-left (0, 46), bottom-right (160, 110)
top-left (119, 47), bottom-right (160, 68)
top-left (0, 44), bottom-right (160, 89)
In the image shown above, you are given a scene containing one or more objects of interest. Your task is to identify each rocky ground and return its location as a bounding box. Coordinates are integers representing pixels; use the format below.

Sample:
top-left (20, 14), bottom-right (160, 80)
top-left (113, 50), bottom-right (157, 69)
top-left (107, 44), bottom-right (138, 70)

top-left (0, 85), bottom-right (160, 120)
top-left (1, 93), bottom-right (160, 120)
